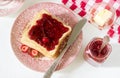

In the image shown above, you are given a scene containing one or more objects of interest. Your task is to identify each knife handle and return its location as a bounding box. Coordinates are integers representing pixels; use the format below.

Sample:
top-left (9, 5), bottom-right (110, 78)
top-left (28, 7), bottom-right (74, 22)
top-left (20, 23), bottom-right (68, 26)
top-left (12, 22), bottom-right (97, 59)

top-left (43, 45), bottom-right (69, 78)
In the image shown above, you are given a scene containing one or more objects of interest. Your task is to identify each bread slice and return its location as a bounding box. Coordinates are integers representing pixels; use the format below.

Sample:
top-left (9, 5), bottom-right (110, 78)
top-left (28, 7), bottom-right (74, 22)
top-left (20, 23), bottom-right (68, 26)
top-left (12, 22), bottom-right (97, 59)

top-left (20, 10), bottom-right (71, 58)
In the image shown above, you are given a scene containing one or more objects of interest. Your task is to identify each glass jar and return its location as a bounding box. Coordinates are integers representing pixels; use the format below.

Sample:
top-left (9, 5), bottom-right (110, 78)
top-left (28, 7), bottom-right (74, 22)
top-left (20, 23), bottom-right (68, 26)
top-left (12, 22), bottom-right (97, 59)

top-left (84, 37), bottom-right (112, 66)
top-left (0, 0), bottom-right (24, 16)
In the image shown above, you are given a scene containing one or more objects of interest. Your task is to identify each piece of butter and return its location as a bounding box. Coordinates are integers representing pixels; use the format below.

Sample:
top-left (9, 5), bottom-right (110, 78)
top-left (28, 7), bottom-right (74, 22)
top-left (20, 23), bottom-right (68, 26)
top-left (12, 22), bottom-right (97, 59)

top-left (93, 9), bottom-right (112, 26)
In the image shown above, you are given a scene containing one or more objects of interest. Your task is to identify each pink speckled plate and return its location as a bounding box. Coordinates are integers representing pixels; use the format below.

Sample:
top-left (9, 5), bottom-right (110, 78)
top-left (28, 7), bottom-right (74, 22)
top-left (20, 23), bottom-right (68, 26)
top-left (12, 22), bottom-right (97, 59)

top-left (11, 2), bottom-right (83, 72)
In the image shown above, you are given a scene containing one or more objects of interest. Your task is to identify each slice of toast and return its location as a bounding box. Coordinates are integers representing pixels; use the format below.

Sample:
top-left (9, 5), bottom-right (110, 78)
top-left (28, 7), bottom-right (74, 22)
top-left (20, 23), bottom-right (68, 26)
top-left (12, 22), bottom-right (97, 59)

top-left (20, 10), bottom-right (71, 58)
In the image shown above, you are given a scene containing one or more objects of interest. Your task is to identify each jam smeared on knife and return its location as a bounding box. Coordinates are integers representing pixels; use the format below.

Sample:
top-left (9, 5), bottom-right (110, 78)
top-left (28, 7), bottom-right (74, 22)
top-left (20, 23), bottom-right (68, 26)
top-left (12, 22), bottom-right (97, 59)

top-left (28, 14), bottom-right (69, 51)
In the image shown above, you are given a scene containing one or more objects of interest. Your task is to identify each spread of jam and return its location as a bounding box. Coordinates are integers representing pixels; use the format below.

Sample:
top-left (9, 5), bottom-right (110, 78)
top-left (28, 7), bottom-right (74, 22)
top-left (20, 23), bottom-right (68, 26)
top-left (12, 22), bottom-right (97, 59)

top-left (28, 14), bottom-right (69, 51)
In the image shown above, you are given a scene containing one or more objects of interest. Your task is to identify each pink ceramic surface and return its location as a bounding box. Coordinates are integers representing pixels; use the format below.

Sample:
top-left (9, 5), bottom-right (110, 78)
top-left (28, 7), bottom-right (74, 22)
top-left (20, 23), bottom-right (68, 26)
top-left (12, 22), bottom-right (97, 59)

top-left (11, 2), bottom-right (83, 72)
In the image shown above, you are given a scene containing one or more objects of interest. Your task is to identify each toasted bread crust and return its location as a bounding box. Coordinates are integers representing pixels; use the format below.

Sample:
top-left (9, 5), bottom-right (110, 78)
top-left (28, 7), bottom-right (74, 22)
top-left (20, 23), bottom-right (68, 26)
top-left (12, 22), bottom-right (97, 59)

top-left (20, 10), bottom-right (71, 58)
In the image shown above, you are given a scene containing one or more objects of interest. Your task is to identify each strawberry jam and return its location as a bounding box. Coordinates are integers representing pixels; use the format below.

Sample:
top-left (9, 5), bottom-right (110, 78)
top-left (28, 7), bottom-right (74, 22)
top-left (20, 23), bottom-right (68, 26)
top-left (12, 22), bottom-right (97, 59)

top-left (28, 14), bottom-right (69, 51)
top-left (84, 37), bottom-right (112, 65)
top-left (89, 39), bottom-right (108, 58)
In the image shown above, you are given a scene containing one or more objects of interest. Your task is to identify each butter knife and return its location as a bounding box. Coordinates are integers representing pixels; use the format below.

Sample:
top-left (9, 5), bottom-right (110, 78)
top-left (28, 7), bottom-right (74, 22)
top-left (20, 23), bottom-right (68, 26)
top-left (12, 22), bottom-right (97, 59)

top-left (43, 18), bottom-right (87, 78)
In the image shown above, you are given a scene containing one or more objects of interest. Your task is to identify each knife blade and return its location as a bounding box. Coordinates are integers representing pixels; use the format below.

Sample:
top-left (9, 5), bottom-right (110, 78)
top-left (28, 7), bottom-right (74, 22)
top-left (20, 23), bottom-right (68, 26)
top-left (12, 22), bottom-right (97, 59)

top-left (43, 18), bottom-right (87, 78)
top-left (67, 18), bottom-right (87, 45)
